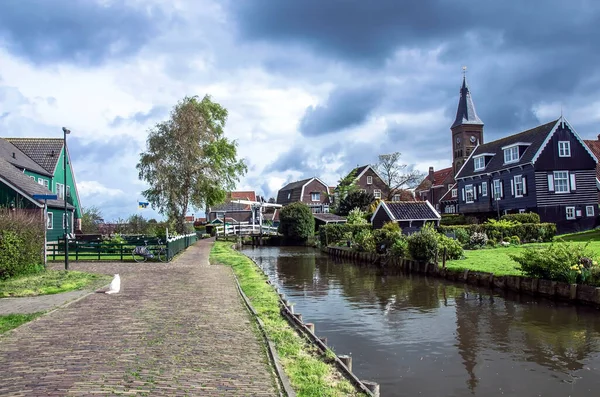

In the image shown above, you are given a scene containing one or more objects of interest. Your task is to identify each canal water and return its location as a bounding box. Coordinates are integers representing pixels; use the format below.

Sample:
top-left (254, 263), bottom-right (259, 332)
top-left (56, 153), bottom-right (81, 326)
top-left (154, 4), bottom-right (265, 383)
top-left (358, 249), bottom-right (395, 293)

top-left (241, 246), bottom-right (600, 397)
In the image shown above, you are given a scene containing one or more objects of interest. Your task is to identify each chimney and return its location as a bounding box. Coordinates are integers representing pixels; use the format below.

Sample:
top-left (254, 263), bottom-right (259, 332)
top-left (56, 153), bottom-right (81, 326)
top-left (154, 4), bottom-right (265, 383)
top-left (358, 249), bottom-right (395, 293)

top-left (597, 134), bottom-right (600, 141)
top-left (428, 166), bottom-right (435, 182)
top-left (12, 152), bottom-right (15, 159)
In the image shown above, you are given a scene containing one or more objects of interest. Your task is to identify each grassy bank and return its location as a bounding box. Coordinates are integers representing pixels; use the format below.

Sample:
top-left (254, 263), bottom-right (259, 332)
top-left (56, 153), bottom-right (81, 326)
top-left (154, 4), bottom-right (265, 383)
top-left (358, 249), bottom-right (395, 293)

top-left (445, 229), bottom-right (600, 276)
top-left (210, 242), bottom-right (364, 397)
top-left (0, 271), bottom-right (112, 297)
top-left (0, 312), bottom-right (43, 334)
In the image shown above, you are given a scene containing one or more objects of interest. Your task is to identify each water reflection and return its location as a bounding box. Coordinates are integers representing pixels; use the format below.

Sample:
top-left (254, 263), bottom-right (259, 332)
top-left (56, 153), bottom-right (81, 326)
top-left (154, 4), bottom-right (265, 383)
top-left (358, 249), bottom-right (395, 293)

top-left (243, 246), bottom-right (600, 396)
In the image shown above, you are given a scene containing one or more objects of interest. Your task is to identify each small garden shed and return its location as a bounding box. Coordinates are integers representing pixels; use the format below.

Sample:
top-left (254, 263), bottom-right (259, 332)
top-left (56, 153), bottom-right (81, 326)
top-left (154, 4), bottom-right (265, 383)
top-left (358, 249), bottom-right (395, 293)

top-left (371, 201), bottom-right (441, 234)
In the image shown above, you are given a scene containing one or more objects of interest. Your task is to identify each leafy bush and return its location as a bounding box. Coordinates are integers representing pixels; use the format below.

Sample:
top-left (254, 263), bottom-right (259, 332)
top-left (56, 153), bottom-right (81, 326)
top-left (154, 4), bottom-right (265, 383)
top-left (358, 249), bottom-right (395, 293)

top-left (436, 233), bottom-right (463, 260)
top-left (510, 241), bottom-right (599, 285)
top-left (347, 208), bottom-right (368, 225)
top-left (469, 232), bottom-right (488, 248)
top-left (353, 229), bottom-right (376, 252)
top-left (390, 238), bottom-right (408, 257)
top-left (407, 223), bottom-right (438, 263)
top-left (509, 235), bottom-right (521, 245)
top-left (438, 223), bottom-right (556, 244)
top-left (440, 214), bottom-right (467, 225)
top-left (501, 212), bottom-right (541, 224)
top-left (336, 191), bottom-right (375, 216)
top-left (453, 228), bottom-right (470, 246)
top-left (485, 219), bottom-right (520, 227)
top-left (0, 210), bottom-right (44, 280)
top-left (319, 223), bottom-right (372, 246)
top-left (373, 222), bottom-right (402, 253)
top-left (279, 202), bottom-right (315, 242)
top-left (486, 239), bottom-right (497, 248)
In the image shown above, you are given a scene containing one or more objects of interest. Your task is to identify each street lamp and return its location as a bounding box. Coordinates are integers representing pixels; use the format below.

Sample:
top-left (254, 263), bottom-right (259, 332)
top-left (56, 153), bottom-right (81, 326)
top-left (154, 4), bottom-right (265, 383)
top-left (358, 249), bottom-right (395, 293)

top-left (62, 127), bottom-right (71, 270)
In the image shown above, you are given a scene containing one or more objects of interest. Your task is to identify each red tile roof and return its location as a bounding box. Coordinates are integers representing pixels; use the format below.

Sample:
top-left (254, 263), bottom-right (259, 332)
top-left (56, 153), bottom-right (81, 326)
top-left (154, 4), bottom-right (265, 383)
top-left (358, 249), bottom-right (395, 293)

top-left (584, 140), bottom-right (600, 180)
top-left (415, 166), bottom-right (453, 191)
top-left (230, 191), bottom-right (257, 201)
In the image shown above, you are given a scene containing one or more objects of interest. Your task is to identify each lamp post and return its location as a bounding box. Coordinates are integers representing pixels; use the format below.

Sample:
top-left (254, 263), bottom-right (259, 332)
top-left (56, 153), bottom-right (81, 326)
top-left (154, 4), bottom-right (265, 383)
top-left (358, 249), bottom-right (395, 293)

top-left (62, 127), bottom-right (71, 270)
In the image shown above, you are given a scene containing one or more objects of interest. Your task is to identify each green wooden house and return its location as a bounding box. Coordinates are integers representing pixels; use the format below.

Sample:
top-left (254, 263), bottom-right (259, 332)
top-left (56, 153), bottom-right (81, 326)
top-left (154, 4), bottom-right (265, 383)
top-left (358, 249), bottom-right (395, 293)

top-left (0, 138), bottom-right (81, 242)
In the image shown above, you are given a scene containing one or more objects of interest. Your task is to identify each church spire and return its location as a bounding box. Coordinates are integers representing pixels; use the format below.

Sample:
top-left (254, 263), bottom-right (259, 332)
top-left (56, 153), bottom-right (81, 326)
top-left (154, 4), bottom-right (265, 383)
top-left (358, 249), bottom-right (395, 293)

top-left (451, 69), bottom-right (483, 129)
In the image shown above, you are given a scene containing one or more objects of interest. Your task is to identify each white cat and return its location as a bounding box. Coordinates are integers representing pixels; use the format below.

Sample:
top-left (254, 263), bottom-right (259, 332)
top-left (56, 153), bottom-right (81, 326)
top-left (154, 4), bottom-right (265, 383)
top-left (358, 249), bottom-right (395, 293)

top-left (105, 274), bottom-right (121, 294)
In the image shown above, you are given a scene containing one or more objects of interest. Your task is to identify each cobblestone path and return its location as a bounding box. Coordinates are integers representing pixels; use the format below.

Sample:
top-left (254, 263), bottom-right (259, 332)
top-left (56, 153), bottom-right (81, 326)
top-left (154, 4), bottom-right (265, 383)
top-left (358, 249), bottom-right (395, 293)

top-left (0, 239), bottom-right (279, 396)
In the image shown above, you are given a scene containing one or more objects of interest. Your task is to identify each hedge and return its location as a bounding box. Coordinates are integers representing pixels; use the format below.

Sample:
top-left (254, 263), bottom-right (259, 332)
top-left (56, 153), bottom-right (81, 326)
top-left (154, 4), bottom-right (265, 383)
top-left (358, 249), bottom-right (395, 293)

top-left (500, 212), bottom-right (541, 224)
top-left (319, 223), bottom-right (372, 246)
top-left (0, 210), bottom-right (44, 280)
top-left (438, 222), bottom-right (556, 243)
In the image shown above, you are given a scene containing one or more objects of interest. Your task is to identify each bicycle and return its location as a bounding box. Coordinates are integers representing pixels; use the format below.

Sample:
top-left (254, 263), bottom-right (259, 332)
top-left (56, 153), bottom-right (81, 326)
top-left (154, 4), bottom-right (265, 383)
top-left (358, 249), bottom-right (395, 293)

top-left (132, 239), bottom-right (168, 263)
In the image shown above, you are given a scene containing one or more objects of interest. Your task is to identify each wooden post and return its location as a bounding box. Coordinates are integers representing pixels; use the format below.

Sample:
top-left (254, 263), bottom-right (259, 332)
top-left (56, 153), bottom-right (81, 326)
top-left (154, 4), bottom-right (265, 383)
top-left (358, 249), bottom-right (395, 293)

top-left (75, 241), bottom-right (79, 261)
top-left (339, 355), bottom-right (352, 372)
top-left (442, 247), bottom-right (447, 269)
top-left (362, 381), bottom-right (380, 397)
top-left (305, 323), bottom-right (315, 333)
top-left (120, 243), bottom-right (123, 262)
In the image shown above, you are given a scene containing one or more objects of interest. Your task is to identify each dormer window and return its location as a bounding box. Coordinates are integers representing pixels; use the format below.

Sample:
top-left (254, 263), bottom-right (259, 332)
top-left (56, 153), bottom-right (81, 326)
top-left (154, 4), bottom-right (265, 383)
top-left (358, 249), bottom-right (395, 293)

top-left (474, 156), bottom-right (485, 171)
top-left (558, 141), bottom-right (571, 157)
top-left (504, 146), bottom-right (519, 164)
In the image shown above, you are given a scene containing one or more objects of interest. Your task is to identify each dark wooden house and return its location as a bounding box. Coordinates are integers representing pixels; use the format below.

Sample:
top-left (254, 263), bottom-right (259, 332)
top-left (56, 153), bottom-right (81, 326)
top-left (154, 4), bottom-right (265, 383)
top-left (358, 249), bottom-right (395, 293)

top-left (371, 201), bottom-right (441, 234)
top-left (207, 191), bottom-right (257, 224)
top-left (415, 166), bottom-right (455, 212)
top-left (455, 118), bottom-right (598, 233)
top-left (276, 177), bottom-right (330, 213)
top-left (583, 136), bottom-right (600, 203)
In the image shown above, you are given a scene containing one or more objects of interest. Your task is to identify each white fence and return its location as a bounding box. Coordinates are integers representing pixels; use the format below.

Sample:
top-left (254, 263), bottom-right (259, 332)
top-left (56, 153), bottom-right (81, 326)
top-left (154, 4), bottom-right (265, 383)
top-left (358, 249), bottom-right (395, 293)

top-left (215, 223), bottom-right (279, 236)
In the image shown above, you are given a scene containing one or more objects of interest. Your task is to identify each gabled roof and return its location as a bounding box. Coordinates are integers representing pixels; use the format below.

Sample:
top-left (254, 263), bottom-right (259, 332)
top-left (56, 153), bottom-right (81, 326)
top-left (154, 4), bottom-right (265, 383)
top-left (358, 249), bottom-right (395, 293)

top-left (279, 178), bottom-right (313, 192)
top-left (0, 156), bottom-right (73, 209)
top-left (209, 201), bottom-right (251, 212)
top-left (439, 183), bottom-right (458, 202)
top-left (276, 177), bottom-right (329, 204)
top-left (451, 76), bottom-right (483, 129)
top-left (313, 213), bottom-right (346, 224)
top-left (455, 119), bottom-right (560, 179)
top-left (229, 191), bottom-right (257, 202)
top-left (5, 138), bottom-right (64, 174)
top-left (390, 188), bottom-right (416, 201)
top-left (583, 139), bottom-right (600, 181)
top-left (415, 166), bottom-right (453, 192)
top-left (0, 138), bottom-right (52, 176)
top-left (371, 201), bottom-right (441, 223)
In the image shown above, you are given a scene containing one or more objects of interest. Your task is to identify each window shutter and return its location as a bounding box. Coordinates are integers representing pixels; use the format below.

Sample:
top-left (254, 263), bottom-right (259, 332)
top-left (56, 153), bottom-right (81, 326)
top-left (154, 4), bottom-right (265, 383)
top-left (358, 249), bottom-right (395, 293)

top-left (548, 174), bottom-right (554, 191)
top-left (473, 186), bottom-right (477, 200)
top-left (500, 181), bottom-right (504, 198)
top-left (570, 174), bottom-right (576, 191)
top-left (522, 177), bottom-right (527, 195)
top-left (478, 185), bottom-right (482, 194)
top-left (510, 179), bottom-right (514, 196)
top-left (462, 188), bottom-right (465, 201)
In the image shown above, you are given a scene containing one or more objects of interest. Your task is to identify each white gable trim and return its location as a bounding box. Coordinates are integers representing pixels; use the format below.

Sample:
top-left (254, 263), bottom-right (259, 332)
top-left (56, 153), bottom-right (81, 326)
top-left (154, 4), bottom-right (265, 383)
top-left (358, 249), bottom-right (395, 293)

top-left (299, 177), bottom-right (330, 201)
top-left (455, 142), bottom-right (480, 180)
top-left (355, 165), bottom-right (389, 188)
top-left (0, 176), bottom-right (44, 208)
top-left (563, 118), bottom-right (598, 163)
top-left (532, 118), bottom-right (597, 164)
top-left (370, 201), bottom-right (395, 223)
top-left (424, 199), bottom-right (442, 220)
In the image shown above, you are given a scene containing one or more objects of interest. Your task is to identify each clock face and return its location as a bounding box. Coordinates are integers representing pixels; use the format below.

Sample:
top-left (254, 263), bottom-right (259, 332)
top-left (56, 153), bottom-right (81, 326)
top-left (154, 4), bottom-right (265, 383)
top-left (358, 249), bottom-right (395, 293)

top-left (456, 136), bottom-right (461, 145)
top-left (470, 135), bottom-right (477, 144)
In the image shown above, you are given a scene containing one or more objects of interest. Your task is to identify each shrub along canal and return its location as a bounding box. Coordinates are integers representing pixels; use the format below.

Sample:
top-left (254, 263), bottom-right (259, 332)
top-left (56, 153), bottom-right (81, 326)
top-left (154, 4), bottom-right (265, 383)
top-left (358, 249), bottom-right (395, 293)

top-left (242, 245), bottom-right (600, 397)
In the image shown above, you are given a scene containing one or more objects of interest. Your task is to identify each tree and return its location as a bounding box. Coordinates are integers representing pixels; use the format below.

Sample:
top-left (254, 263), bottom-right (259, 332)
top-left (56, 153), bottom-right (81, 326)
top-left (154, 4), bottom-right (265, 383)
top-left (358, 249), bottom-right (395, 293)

top-left (278, 202), bottom-right (315, 242)
top-left (268, 197), bottom-right (276, 204)
top-left (127, 214), bottom-right (149, 235)
top-left (375, 152), bottom-right (425, 200)
top-left (337, 191), bottom-right (375, 216)
top-left (137, 95), bottom-right (247, 233)
top-left (81, 206), bottom-right (104, 233)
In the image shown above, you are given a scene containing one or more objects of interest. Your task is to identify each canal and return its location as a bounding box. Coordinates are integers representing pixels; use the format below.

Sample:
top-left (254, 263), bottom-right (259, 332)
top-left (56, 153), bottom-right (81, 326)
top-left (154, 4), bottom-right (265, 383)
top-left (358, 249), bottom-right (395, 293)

top-left (241, 246), bottom-right (600, 397)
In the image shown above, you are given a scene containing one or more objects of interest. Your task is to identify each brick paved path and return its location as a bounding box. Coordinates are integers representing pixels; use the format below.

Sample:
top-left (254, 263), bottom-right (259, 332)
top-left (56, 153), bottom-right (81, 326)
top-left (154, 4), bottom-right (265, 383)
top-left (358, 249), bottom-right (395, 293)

top-left (0, 239), bottom-right (279, 396)
top-left (0, 290), bottom-right (92, 315)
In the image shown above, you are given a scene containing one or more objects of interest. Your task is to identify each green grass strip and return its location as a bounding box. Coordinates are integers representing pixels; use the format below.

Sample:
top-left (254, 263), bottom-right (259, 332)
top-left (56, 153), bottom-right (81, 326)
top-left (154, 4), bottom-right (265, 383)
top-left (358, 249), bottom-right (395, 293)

top-left (0, 312), bottom-right (44, 334)
top-left (0, 270), bottom-right (112, 297)
top-left (210, 242), bottom-right (365, 397)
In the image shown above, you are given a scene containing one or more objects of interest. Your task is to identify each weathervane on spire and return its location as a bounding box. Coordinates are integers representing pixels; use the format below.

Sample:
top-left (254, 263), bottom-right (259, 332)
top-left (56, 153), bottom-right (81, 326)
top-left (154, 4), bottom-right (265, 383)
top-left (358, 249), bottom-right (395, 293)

top-left (462, 66), bottom-right (467, 77)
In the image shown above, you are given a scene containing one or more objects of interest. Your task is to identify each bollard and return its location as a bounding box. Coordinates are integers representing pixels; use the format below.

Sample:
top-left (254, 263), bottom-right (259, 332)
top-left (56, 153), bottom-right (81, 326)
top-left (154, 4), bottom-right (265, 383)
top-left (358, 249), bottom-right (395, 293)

top-left (294, 313), bottom-right (303, 322)
top-left (339, 354), bottom-right (352, 372)
top-left (362, 380), bottom-right (380, 397)
top-left (305, 322), bottom-right (315, 334)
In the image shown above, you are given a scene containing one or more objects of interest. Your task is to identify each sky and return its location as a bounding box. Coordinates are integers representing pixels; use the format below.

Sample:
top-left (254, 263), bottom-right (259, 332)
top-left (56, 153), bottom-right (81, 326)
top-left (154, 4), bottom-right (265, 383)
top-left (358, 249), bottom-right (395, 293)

top-left (1, 0), bottom-right (600, 221)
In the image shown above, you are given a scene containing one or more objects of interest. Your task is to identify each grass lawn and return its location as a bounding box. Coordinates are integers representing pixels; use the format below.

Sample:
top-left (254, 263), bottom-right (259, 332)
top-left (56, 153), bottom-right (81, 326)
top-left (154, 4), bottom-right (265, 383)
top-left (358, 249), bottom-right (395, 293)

top-left (210, 242), bottom-right (364, 397)
top-left (0, 312), bottom-right (44, 334)
top-left (446, 229), bottom-right (600, 276)
top-left (0, 271), bottom-right (112, 297)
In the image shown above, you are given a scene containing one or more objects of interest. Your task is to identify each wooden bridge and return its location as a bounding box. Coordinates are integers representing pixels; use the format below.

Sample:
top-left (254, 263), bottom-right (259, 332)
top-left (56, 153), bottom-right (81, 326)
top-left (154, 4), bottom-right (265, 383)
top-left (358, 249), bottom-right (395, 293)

top-left (215, 223), bottom-right (279, 237)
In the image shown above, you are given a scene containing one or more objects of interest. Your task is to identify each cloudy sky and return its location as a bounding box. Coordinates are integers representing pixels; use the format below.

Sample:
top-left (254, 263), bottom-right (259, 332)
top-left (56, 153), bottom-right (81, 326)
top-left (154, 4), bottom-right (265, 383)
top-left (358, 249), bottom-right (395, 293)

top-left (1, 0), bottom-right (600, 221)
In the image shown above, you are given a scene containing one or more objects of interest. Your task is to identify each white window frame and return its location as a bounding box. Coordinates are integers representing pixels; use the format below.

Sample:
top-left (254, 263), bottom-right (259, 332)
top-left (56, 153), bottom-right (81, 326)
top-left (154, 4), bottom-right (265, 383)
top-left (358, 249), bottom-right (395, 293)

top-left (451, 188), bottom-right (457, 198)
top-left (553, 171), bottom-right (570, 193)
top-left (514, 175), bottom-right (524, 197)
top-left (392, 194), bottom-right (400, 202)
top-left (465, 185), bottom-right (474, 203)
top-left (474, 156), bottom-right (485, 171)
top-left (481, 182), bottom-right (488, 197)
top-left (47, 212), bottom-right (53, 229)
top-left (56, 182), bottom-right (65, 199)
top-left (66, 185), bottom-right (71, 198)
top-left (29, 175), bottom-right (35, 181)
top-left (519, 209), bottom-right (526, 214)
top-left (287, 192), bottom-right (291, 200)
top-left (493, 179), bottom-right (502, 200)
top-left (586, 205), bottom-right (595, 217)
top-left (38, 178), bottom-right (44, 186)
top-left (42, 179), bottom-right (49, 189)
top-left (503, 146), bottom-right (519, 164)
top-left (566, 207), bottom-right (576, 220)
top-left (311, 192), bottom-right (320, 202)
top-left (373, 189), bottom-right (381, 199)
top-left (558, 141), bottom-right (571, 157)
top-left (366, 176), bottom-right (373, 185)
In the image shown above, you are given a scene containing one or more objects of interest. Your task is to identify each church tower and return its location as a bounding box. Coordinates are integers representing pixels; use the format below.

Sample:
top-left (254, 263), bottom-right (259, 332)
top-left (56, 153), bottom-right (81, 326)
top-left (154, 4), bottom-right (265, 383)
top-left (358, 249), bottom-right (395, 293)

top-left (451, 70), bottom-right (484, 176)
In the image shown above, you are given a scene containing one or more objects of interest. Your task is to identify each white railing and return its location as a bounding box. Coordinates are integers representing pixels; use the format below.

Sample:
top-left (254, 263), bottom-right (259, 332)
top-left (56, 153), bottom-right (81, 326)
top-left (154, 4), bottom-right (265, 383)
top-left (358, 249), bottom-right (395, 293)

top-left (215, 224), bottom-right (279, 236)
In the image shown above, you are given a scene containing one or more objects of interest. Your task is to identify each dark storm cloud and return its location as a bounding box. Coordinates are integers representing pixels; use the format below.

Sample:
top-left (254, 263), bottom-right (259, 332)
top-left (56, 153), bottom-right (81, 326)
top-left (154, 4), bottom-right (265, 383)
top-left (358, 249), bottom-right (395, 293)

top-left (110, 106), bottom-right (167, 128)
top-left (0, 0), bottom-right (168, 65)
top-left (299, 85), bottom-right (383, 136)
